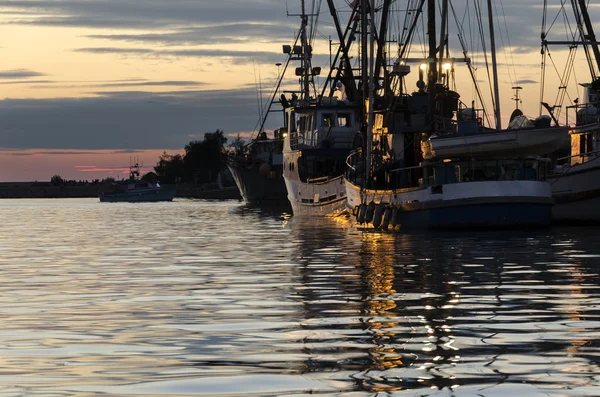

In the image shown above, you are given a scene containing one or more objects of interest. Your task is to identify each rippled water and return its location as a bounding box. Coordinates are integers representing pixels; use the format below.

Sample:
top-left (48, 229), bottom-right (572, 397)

top-left (0, 198), bottom-right (598, 396)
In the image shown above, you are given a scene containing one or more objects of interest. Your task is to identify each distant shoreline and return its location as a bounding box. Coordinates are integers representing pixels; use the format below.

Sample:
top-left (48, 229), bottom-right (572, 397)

top-left (0, 182), bottom-right (242, 200)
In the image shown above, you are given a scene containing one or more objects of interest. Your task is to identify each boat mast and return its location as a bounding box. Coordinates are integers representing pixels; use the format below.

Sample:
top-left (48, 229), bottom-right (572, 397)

top-left (437, 0), bottom-right (449, 82)
top-left (486, 0), bottom-right (502, 130)
top-left (363, 0), bottom-right (373, 184)
top-left (301, 0), bottom-right (311, 102)
top-left (427, 0), bottom-right (437, 130)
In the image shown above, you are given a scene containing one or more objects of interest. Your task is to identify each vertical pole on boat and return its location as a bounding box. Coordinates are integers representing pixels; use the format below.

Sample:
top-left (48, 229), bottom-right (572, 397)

top-left (437, 0), bottom-right (449, 82)
top-left (301, 0), bottom-right (310, 102)
top-left (427, 0), bottom-right (437, 130)
top-left (486, 0), bottom-right (502, 130)
top-left (577, 0), bottom-right (600, 77)
top-left (367, 0), bottom-right (375, 184)
top-left (360, 0), bottom-right (372, 184)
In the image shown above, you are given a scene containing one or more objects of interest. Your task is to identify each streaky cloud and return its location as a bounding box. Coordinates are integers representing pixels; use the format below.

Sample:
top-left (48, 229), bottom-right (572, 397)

top-left (0, 69), bottom-right (46, 79)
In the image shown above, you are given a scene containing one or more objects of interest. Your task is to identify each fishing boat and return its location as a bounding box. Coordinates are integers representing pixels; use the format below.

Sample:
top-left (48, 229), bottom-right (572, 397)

top-left (281, 0), bottom-right (361, 216)
top-left (227, 38), bottom-right (297, 205)
top-left (99, 162), bottom-right (176, 203)
top-left (547, 90), bottom-right (600, 222)
top-left (344, 0), bottom-right (562, 229)
top-left (541, 2), bottom-right (600, 222)
top-left (227, 130), bottom-right (288, 205)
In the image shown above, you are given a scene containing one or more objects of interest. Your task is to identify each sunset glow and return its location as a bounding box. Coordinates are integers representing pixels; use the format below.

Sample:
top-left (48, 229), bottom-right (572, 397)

top-left (0, 1), bottom-right (597, 181)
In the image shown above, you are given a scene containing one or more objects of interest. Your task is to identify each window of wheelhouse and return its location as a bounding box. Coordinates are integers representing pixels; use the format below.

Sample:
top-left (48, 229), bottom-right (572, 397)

top-left (337, 113), bottom-right (352, 127)
top-left (296, 112), bottom-right (313, 133)
top-left (321, 113), bottom-right (334, 128)
top-left (288, 111), bottom-right (296, 132)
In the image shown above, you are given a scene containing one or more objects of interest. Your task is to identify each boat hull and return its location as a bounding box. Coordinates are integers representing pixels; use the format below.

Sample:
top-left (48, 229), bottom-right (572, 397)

top-left (346, 179), bottom-right (553, 228)
top-left (284, 176), bottom-right (347, 216)
top-left (99, 186), bottom-right (176, 203)
top-left (548, 159), bottom-right (600, 222)
top-left (227, 163), bottom-right (288, 205)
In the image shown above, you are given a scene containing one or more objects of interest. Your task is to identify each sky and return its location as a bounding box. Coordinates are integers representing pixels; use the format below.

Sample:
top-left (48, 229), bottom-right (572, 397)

top-left (0, 0), bottom-right (597, 181)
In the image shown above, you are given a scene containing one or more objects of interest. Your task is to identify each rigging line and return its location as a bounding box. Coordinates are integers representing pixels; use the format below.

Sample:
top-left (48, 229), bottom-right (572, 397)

top-left (258, 62), bottom-right (265, 124)
top-left (571, 0), bottom-right (598, 81)
top-left (252, 61), bottom-right (263, 138)
top-left (498, 0), bottom-right (518, 86)
top-left (309, 0), bottom-right (324, 45)
top-left (542, 0), bottom-right (547, 36)
top-left (547, 0), bottom-right (569, 34)
top-left (449, 0), bottom-right (492, 128)
top-left (474, 0), bottom-right (496, 127)
top-left (547, 49), bottom-right (575, 121)
top-left (553, 46), bottom-right (576, 117)
top-left (493, 0), bottom-right (515, 86)
top-left (540, 44), bottom-right (547, 116)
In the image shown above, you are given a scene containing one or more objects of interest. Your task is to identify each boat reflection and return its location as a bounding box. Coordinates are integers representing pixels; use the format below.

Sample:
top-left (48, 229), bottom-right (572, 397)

top-left (290, 223), bottom-right (600, 394)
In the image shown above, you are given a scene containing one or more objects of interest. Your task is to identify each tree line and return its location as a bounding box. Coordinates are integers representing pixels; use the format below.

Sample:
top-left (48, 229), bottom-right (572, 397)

top-left (154, 129), bottom-right (243, 184)
top-left (49, 129), bottom-right (242, 185)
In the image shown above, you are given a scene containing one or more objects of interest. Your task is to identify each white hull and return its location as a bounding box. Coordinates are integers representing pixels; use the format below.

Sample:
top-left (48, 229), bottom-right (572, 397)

top-left (422, 126), bottom-right (569, 160)
top-left (548, 158), bottom-right (600, 222)
top-left (284, 176), bottom-right (347, 216)
top-left (346, 179), bottom-right (553, 228)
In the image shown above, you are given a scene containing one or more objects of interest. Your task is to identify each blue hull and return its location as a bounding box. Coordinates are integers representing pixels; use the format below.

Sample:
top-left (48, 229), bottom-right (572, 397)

top-left (99, 187), bottom-right (176, 203)
top-left (397, 202), bottom-right (552, 229)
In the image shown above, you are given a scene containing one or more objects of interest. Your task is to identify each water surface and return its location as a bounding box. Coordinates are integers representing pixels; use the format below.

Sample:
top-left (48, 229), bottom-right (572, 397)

top-left (0, 198), bottom-right (597, 396)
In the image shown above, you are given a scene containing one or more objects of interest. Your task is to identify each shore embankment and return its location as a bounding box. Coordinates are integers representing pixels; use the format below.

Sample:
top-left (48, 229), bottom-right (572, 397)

top-left (0, 182), bottom-right (242, 200)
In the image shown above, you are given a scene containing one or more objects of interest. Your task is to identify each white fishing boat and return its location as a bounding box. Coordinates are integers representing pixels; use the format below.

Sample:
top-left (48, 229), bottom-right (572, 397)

top-left (281, 0), bottom-right (360, 216)
top-left (343, 0), bottom-right (556, 229)
top-left (283, 99), bottom-right (359, 215)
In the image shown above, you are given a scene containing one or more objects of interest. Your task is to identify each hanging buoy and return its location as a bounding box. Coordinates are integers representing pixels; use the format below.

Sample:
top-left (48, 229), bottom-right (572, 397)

top-left (382, 206), bottom-right (392, 231)
top-left (391, 206), bottom-right (400, 228)
top-left (365, 201), bottom-right (376, 223)
top-left (259, 163), bottom-right (272, 177)
top-left (373, 204), bottom-right (384, 229)
top-left (357, 203), bottom-right (367, 224)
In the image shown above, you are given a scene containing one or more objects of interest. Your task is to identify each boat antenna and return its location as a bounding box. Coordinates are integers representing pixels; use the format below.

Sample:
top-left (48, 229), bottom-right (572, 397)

top-left (512, 86), bottom-right (522, 110)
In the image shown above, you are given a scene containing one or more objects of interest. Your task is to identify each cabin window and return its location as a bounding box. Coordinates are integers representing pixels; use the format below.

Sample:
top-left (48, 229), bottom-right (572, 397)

top-left (337, 113), bottom-right (351, 127)
top-left (289, 111), bottom-right (296, 132)
top-left (296, 113), bottom-right (313, 133)
top-left (321, 113), bottom-right (334, 128)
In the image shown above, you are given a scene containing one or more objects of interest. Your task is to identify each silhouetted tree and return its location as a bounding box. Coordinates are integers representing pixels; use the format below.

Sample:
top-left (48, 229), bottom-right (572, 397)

top-left (154, 152), bottom-right (184, 183)
top-left (183, 129), bottom-right (228, 183)
top-left (50, 175), bottom-right (63, 186)
top-left (141, 171), bottom-right (158, 182)
top-left (229, 133), bottom-right (246, 155)
top-left (154, 129), bottom-right (229, 184)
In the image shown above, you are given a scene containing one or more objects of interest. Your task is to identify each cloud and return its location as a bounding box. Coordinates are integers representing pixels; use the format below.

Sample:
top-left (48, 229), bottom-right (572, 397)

top-left (0, 69), bottom-right (46, 79)
top-left (0, 88), bottom-right (284, 150)
top-left (515, 79), bottom-right (538, 85)
top-left (85, 23), bottom-right (292, 46)
top-left (94, 80), bottom-right (207, 88)
top-left (0, 0), bottom-right (291, 29)
top-left (73, 47), bottom-right (288, 65)
top-left (0, 79), bottom-right (55, 85)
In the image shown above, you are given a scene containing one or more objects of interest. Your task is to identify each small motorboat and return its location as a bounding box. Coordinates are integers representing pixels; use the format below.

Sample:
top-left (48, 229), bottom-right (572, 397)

top-left (99, 162), bottom-right (176, 203)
